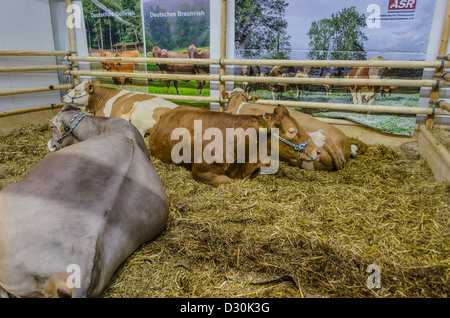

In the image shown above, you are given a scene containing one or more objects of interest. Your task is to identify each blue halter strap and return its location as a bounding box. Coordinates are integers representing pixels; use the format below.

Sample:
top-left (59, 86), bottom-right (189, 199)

top-left (263, 113), bottom-right (314, 160)
top-left (53, 112), bottom-right (86, 147)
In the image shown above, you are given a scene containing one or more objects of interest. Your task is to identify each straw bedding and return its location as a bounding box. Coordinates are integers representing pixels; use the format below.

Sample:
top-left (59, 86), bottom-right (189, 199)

top-left (0, 123), bottom-right (448, 298)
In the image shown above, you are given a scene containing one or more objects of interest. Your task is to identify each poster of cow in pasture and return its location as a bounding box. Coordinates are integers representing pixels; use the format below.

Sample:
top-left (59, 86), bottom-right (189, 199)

top-left (142, 0), bottom-right (210, 103)
top-left (81, 0), bottom-right (210, 104)
top-left (234, 0), bottom-right (437, 136)
top-left (82, 0), bottom-right (146, 92)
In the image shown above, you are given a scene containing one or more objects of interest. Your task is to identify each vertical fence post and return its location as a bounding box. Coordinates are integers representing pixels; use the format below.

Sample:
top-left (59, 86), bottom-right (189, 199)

top-left (427, 0), bottom-right (450, 129)
top-left (66, 0), bottom-right (79, 85)
top-left (219, 0), bottom-right (227, 112)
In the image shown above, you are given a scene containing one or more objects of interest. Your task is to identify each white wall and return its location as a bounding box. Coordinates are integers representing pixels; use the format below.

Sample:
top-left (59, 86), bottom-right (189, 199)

top-left (0, 0), bottom-right (61, 112)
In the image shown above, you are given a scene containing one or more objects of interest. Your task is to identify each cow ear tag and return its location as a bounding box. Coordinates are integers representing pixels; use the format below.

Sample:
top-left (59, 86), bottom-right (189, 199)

top-left (61, 126), bottom-right (66, 134)
top-left (251, 96), bottom-right (257, 102)
top-left (89, 86), bottom-right (94, 93)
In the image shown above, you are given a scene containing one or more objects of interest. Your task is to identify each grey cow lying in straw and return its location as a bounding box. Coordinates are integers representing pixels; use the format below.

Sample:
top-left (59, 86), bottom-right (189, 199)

top-left (0, 104), bottom-right (168, 298)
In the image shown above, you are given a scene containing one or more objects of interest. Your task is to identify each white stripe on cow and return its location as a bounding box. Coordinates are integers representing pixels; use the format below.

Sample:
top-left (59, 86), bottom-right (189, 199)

top-left (236, 102), bottom-right (246, 115)
top-left (103, 90), bottom-right (130, 117)
top-left (129, 97), bottom-right (178, 136)
top-left (307, 130), bottom-right (326, 148)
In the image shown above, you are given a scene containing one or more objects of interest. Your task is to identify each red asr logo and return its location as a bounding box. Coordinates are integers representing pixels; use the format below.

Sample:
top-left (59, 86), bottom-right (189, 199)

top-left (389, 0), bottom-right (417, 10)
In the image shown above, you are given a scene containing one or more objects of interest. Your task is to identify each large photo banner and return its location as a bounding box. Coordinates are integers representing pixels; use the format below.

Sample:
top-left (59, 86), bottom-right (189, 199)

top-left (142, 0), bottom-right (210, 101)
top-left (82, 0), bottom-right (146, 92)
top-left (235, 0), bottom-right (437, 135)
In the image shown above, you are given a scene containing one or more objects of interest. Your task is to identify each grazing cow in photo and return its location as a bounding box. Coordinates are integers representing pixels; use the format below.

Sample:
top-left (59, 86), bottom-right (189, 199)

top-left (62, 80), bottom-right (178, 136)
top-left (182, 44), bottom-right (210, 95)
top-left (239, 65), bottom-right (261, 95)
top-left (110, 61), bottom-right (134, 88)
top-left (149, 104), bottom-right (320, 187)
top-left (147, 46), bottom-right (196, 95)
top-left (295, 66), bottom-right (316, 98)
top-left (100, 51), bottom-right (120, 85)
top-left (100, 51), bottom-right (115, 72)
top-left (268, 66), bottom-right (289, 100)
top-left (225, 88), bottom-right (358, 171)
top-left (110, 50), bottom-right (140, 87)
top-left (323, 72), bottom-right (334, 96)
top-left (0, 104), bottom-right (169, 298)
top-left (378, 78), bottom-right (399, 99)
top-left (345, 56), bottom-right (388, 105)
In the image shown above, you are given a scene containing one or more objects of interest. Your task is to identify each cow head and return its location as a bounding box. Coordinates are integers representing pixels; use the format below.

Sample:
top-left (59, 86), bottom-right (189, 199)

top-left (261, 105), bottom-right (320, 164)
top-left (224, 88), bottom-right (260, 113)
top-left (47, 104), bottom-right (87, 152)
top-left (228, 88), bottom-right (260, 102)
top-left (182, 44), bottom-right (197, 59)
top-left (148, 46), bottom-right (162, 58)
top-left (100, 51), bottom-right (115, 71)
top-left (62, 79), bottom-right (95, 106)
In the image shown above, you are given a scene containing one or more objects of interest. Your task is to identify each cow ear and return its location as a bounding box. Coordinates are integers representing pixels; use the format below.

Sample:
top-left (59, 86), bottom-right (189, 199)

top-left (182, 51), bottom-right (188, 56)
top-left (267, 105), bottom-right (289, 127)
top-left (147, 52), bottom-right (153, 57)
top-left (273, 104), bottom-right (290, 118)
top-left (249, 94), bottom-right (260, 102)
top-left (93, 81), bottom-right (101, 86)
top-left (88, 83), bottom-right (95, 93)
top-left (197, 48), bottom-right (203, 54)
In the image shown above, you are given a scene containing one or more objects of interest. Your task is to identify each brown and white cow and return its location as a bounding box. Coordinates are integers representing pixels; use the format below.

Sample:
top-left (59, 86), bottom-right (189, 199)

top-left (378, 78), bottom-right (399, 99)
top-left (147, 46), bottom-right (197, 95)
top-left (0, 104), bottom-right (168, 298)
top-left (182, 44), bottom-right (210, 95)
top-left (149, 104), bottom-right (320, 187)
top-left (268, 66), bottom-right (290, 100)
top-left (345, 56), bottom-right (388, 105)
top-left (62, 80), bottom-right (178, 136)
top-left (239, 65), bottom-right (261, 95)
top-left (225, 88), bottom-right (358, 171)
top-left (294, 67), bottom-right (316, 99)
top-left (323, 72), bottom-right (334, 96)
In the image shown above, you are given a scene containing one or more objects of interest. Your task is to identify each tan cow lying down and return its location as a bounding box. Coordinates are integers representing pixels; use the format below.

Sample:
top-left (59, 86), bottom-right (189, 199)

top-left (0, 104), bottom-right (168, 298)
top-left (149, 104), bottom-right (320, 187)
top-left (62, 80), bottom-right (178, 136)
top-left (224, 88), bottom-right (358, 171)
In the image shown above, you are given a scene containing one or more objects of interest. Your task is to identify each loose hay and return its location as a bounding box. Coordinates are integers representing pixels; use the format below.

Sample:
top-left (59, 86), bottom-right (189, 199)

top-left (0, 123), bottom-right (449, 298)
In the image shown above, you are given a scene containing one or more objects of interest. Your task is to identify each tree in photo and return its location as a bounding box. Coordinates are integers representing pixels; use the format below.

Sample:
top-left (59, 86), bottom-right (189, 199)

top-left (144, 5), bottom-right (175, 51)
top-left (175, 0), bottom-right (209, 49)
top-left (235, 0), bottom-right (291, 59)
top-left (83, 0), bottom-right (143, 52)
top-left (308, 6), bottom-right (368, 76)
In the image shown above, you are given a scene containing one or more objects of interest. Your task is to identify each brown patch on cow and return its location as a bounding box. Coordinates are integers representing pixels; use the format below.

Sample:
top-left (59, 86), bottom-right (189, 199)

top-left (86, 85), bottom-right (122, 116)
top-left (152, 106), bottom-right (174, 123)
top-left (110, 93), bottom-right (157, 117)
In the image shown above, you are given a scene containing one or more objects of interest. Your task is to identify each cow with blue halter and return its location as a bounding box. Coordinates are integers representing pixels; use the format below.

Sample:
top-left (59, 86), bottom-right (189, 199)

top-left (0, 104), bottom-right (168, 297)
top-left (224, 88), bottom-right (358, 171)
